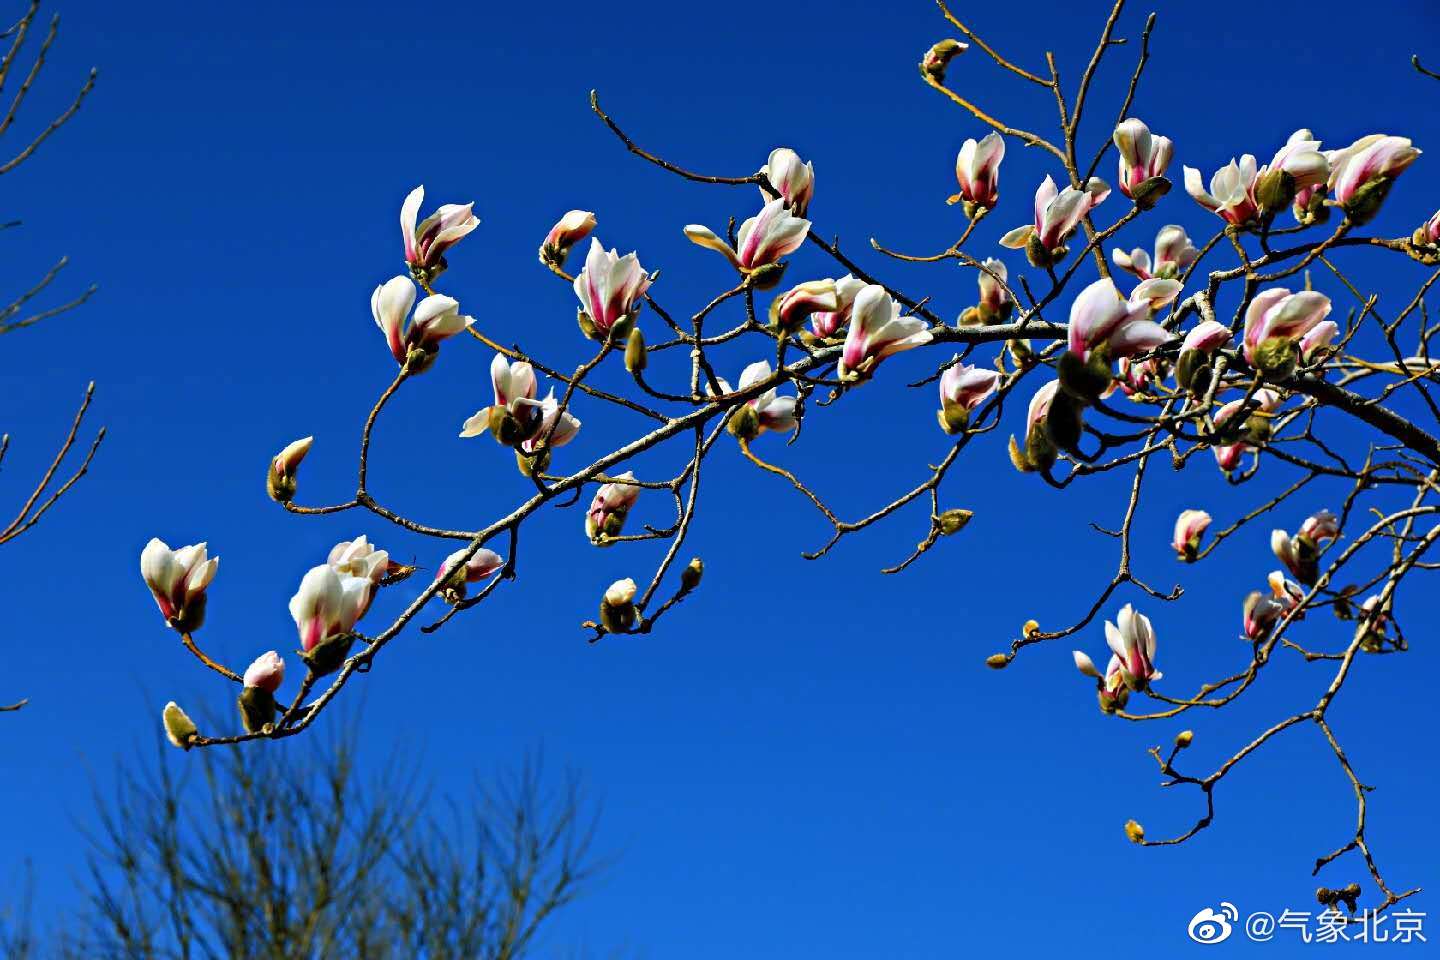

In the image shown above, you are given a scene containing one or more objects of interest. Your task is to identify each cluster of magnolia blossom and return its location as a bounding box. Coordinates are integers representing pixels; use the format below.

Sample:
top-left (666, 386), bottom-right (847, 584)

top-left (1184, 129), bottom-right (1421, 228)
top-left (143, 527), bottom-right (505, 746)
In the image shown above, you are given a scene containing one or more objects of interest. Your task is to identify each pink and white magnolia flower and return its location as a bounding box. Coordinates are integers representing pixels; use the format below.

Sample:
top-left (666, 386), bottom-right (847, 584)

top-left (1212, 387), bottom-right (1281, 471)
top-left (949, 132), bottom-right (1005, 213)
top-left (759, 147), bottom-right (815, 216)
top-left (1328, 134), bottom-right (1421, 207)
top-left (1000, 175), bottom-right (1110, 258)
top-left (685, 198), bottom-right (811, 274)
top-left (1113, 224), bottom-right (1198, 280)
top-left (573, 238), bottom-right (652, 338)
top-left (490, 353), bottom-right (538, 409)
top-left (436, 546), bottom-right (505, 586)
top-left (808, 275), bottom-right (865, 339)
top-left (1070, 649), bottom-right (1132, 714)
top-left (712, 360), bottom-right (798, 435)
top-left (769, 279), bottom-right (839, 330)
top-left (289, 564), bottom-right (371, 654)
top-left (513, 389), bottom-right (582, 453)
top-left (1300, 509), bottom-right (1340, 543)
top-left (1172, 509), bottom-right (1212, 561)
top-left (1299, 320), bottom-right (1339, 363)
top-left (1255, 131), bottom-right (1330, 212)
top-left (327, 535), bottom-right (390, 591)
top-left (1242, 288), bottom-right (1332, 367)
top-left (141, 538), bottom-right (219, 629)
top-left (1104, 603), bottom-right (1161, 690)
top-left (1066, 277), bottom-right (1176, 362)
top-left (586, 470), bottom-right (642, 545)
top-left (1419, 209), bottom-right (1440, 246)
top-left (966, 258), bottom-right (1012, 325)
top-left (937, 360), bottom-right (1000, 433)
top-left (1183, 155), bottom-right (1259, 225)
top-left (1242, 589), bottom-right (1286, 639)
top-left (1268, 570), bottom-right (1306, 614)
top-left (242, 651), bottom-right (285, 694)
top-left (1113, 118), bottom-right (1172, 198)
top-left (371, 276), bottom-right (474, 369)
top-left (838, 285), bottom-right (933, 381)
top-left (540, 210), bottom-right (597, 265)
top-left (400, 186), bottom-right (478, 275)
top-left (1181, 320), bottom-right (1232, 354)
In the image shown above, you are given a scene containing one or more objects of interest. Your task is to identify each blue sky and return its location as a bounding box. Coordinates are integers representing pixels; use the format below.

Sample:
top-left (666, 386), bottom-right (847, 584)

top-left (3, 0), bottom-right (1440, 955)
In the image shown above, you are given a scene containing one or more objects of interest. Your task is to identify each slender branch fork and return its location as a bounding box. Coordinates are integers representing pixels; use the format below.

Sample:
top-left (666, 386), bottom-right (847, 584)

top-left (1, 1), bottom-right (105, 710)
top-left (158, 0), bottom-right (1438, 914)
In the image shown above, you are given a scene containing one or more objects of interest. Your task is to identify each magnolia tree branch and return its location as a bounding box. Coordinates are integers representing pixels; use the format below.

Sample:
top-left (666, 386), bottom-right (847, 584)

top-left (143, 0), bottom-right (1440, 913)
top-left (0, 1), bottom-right (101, 712)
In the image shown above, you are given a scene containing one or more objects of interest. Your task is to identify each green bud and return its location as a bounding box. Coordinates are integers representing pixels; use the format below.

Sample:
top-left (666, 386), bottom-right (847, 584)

top-left (1251, 336), bottom-right (1298, 379)
top-left (162, 701), bottom-right (199, 750)
top-left (1129, 175), bottom-right (1171, 210)
top-left (489, 406), bottom-right (523, 446)
top-left (747, 261), bottom-right (787, 290)
top-left (937, 398), bottom-right (970, 435)
top-left (576, 308), bottom-right (598, 340)
top-left (957, 306), bottom-right (983, 328)
top-left (727, 404), bottom-right (760, 441)
top-left (984, 653), bottom-right (1009, 670)
top-left (1342, 176), bottom-right (1394, 226)
top-left (403, 345), bottom-right (437, 376)
top-left (1175, 729), bottom-right (1194, 749)
top-left (1024, 231), bottom-right (1054, 268)
top-left (1255, 168), bottom-right (1297, 215)
top-left (1174, 348), bottom-right (1204, 392)
top-left (1043, 389), bottom-right (1086, 455)
top-left (237, 686), bottom-right (278, 735)
top-left (936, 508), bottom-right (973, 536)
top-left (169, 593), bottom-right (208, 635)
top-left (1057, 349), bottom-right (1112, 404)
top-left (266, 465), bottom-right (296, 504)
top-left (299, 633), bottom-right (355, 679)
top-left (920, 38), bottom-right (966, 82)
top-left (599, 597), bottom-right (636, 634)
top-left (625, 326), bottom-right (647, 373)
top-left (515, 446), bottom-right (551, 478)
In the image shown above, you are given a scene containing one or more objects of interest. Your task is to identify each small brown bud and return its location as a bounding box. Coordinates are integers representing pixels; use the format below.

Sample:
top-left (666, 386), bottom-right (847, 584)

top-left (1175, 729), bottom-right (1194, 750)
top-left (985, 653), bottom-right (1009, 670)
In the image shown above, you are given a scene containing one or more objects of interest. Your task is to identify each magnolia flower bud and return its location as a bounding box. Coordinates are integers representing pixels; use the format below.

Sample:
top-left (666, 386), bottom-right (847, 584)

top-left (436, 546), bottom-right (505, 602)
top-left (1172, 509), bottom-right (1212, 562)
top-left (540, 209), bottom-right (596, 267)
top-left (680, 557), bottom-right (704, 592)
top-left (289, 564), bottom-right (371, 677)
top-left (920, 38), bottom-right (967, 82)
top-left (586, 472), bottom-right (641, 547)
top-left (936, 508), bottom-right (973, 536)
top-left (950, 132), bottom-right (1005, 215)
top-left (599, 577), bottom-right (638, 633)
top-left (267, 436), bottom-right (313, 503)
top-left (243, 650), bottom-right (285, 693)
top-left (1243, 288), bottom-right (1332, 376)
top-left (141, 538), bottom-right (219, 633)
top-left (1175, 729), bottom-right (1194, 749)
top-left (1328, 134), bottom-right (1421, 223)
top-left (759, 147), bottom-right (814, 217)
top-left (162, 701), bottom-right (198, 750)
top-left (371, 277), bottom-right (475, 373)
top-left (838, 285), bottom-right (933, 382)
top-left (1124, 820), bottom-right (1145, 844)
top-left (1000, 176), bottom-right (1109, 262)
top-left (937, 360), bottom-right (1000, 434)
top-left (624, 326), bottom-right (647, 373)
top-left (984, 653), bottom-right (1009, 670)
